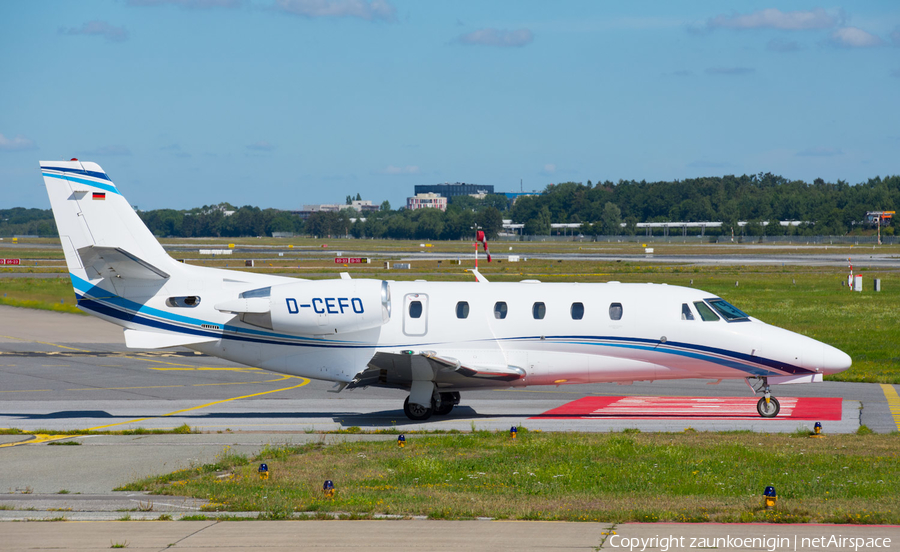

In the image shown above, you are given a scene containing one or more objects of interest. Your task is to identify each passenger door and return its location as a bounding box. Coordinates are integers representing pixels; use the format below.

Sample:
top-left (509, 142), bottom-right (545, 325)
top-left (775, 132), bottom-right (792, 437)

top-left (403, 293), bottom-right (428, 336)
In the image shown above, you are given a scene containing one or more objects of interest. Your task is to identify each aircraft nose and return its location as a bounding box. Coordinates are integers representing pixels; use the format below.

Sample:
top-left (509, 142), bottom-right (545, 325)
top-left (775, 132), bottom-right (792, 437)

top-left (802, 341), bottom-right (852, 374)
top-left (822, 344), bottom-right (852, 374)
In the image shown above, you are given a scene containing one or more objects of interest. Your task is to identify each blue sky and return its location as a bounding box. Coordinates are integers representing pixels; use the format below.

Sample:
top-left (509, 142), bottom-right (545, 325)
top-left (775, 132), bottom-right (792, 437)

top-left (1, 1), bottom-right (898, 210)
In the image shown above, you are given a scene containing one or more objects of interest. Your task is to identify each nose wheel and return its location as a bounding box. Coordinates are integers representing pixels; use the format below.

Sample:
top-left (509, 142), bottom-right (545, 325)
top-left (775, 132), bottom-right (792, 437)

top-left (748, 377), bottom-right (781, 418)
top-left (757, 395), bottom-right (781, 417)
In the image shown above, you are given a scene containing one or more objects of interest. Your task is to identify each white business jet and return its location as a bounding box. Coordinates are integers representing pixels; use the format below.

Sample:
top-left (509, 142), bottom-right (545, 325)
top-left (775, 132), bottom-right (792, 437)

top-left (41, 160), bottom-right (851, 420)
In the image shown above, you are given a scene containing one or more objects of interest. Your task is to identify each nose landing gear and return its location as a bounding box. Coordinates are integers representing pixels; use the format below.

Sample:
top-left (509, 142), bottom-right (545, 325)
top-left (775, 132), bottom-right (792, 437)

top-left (748, 377), bottom-right (781, 418)
top-left (757, 394), bottom-right (781, 418)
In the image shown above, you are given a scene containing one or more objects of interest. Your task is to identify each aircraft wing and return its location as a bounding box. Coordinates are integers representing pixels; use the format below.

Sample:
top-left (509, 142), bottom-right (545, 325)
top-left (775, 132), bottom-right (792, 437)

top-left (347, 351), bottom-right (526, 391)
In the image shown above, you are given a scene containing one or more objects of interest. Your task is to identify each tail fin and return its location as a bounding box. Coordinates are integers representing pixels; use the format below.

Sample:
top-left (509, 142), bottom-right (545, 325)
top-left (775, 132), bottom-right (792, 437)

top-left (41, 160), bottom-right (174, 283)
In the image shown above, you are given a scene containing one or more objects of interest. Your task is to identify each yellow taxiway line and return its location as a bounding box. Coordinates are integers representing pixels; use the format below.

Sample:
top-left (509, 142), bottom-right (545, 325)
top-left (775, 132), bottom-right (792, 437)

top-left (881, 384), bottom-right (900, 431)
top-left (0, 434), bottom-right (74, 448)
top-left (86, 377), bottom-right (310, 431)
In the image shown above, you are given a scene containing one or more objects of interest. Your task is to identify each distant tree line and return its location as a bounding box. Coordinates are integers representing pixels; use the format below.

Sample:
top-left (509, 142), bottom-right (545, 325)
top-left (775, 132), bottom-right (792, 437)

top-left (510, 173), bottom-right (900, 237)
top-left (0, 208), bottom-right (59, 237)
top-left (4, 174), bottom-right (898, 239)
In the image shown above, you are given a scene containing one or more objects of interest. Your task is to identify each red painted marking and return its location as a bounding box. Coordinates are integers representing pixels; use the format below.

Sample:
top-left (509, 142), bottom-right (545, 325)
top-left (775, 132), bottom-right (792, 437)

top-left (531, 396), bottom-right (842, 420)
top-left (334, 257), bottom-right (368, 264)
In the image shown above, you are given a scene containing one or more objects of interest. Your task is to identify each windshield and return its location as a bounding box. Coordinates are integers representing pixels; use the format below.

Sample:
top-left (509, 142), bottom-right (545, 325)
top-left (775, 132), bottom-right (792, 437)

top-left (706, 298), bottom-right (749, 322)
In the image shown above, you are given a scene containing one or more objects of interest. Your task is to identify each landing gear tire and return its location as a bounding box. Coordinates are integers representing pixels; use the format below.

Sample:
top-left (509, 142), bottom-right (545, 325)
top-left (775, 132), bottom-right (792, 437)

top-left (404, 396), bottom-right (433, 421)
top-left (433, 392), bottom-right (458, 416)
top-left (757, 396), bottom-right (780, 418)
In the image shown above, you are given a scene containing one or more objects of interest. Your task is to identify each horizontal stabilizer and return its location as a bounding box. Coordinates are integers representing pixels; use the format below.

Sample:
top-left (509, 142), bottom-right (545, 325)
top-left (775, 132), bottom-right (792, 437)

top-left (214, 298), bottom-right (271, 314)
top-left (124, 329), bottom-right (218, 349)
top-left (78, 246), bottom-right (170, 280)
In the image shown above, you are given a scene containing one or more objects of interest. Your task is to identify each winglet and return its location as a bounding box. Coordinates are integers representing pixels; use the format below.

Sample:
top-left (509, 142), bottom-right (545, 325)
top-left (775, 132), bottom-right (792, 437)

top-left (467, 268), bottom-right (489, 283)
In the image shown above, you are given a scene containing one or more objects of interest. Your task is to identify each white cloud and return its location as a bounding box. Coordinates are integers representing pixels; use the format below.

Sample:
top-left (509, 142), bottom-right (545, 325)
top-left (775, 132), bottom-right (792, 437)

top-left (829, 27), bottom-right (884, 48)
top-left (246, 141), bottom-right (276, 151)
top-left (80, 145), bottom-right (132, 156)
top-left (58, 21), bottom-right (129, 42)
top-left (766, 37), bottom-right (800, 53)
top-left (705, 67), bottom-right (755, 76)
top-left (0, 133), bottom-right (38, 152)
top-left (274, 0), bottom-right (396, 21)
top-left (458, 28), bottom-right (533, 48)
top-left (381, 165), bottom-right (419, 175)
top-left (127, 0), bottom-right (243, 8)
top-left (797, 146), bottom-right (843, 157)
top-left (707, 8), bottom-right (837, 31)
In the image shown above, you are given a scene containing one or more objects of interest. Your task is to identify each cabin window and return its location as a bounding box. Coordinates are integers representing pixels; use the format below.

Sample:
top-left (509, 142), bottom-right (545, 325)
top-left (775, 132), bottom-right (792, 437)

top-left (694, 301), bottom-right (720, 321)
top-left (494, 301), bottom-right (508, 319)
top-left (239, 287), bottom-right (271, 299)
top-left (571, 302), bottom-right (585, 320)
top-left (706, 298), bottom-right (750, 322)
top-left (608, 302), bottom-right (622, 320)
top-left (681, 303), bottom-right (695, 320)
top-left (409, 300), bottom-right (423, 318)
top-left (456, 301), bottom-right (469, 319)
top-left (166, 296), bottom-right (200, 308)
top-left (532, 302), bottom-right (546, 319)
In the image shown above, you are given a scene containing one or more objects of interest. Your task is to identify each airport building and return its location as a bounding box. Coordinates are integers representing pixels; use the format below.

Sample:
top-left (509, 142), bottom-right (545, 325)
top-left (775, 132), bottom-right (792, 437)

top-left (293, 200), bottom-right (380, 219)
top-left (415, 183), bottom-right (494, 198)
top-left (406, 192), bottom-right (448, 211)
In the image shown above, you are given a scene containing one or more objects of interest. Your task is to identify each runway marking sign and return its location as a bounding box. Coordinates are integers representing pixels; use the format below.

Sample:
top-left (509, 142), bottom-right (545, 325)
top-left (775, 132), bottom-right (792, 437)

top-left (532, 396), bottom-right (843, 420)
top-left (2, 259), bottom-right (20, 265)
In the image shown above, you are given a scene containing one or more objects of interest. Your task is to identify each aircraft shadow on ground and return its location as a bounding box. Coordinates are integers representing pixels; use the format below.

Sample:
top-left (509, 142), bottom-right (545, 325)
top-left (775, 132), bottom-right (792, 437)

top-left (1, 406), bottom-right (543, 427)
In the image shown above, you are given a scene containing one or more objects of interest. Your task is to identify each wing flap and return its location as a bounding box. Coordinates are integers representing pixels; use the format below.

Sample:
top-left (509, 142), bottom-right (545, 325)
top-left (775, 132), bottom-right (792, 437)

top-left (347, 351), bottom-right (525, 390)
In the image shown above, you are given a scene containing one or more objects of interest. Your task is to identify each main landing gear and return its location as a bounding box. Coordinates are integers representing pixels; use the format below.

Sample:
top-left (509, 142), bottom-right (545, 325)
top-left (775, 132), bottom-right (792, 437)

top-left (748, 377), bottom-right (781, 418)
top-left (403, 392), bottom-right (460, 421)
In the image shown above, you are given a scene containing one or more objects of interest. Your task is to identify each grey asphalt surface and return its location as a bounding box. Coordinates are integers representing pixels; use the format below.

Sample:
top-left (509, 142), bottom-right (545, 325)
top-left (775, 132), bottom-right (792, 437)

top-left (1, 520), bottom-right (898, 550)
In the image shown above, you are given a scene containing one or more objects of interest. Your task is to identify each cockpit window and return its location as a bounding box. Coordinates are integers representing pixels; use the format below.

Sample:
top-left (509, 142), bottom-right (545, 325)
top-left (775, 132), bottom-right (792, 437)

top-left (706, 298), bottom-right (750, 322)
top-left (681, 303), bottom-right (694, 320)
top-left (693, 301), bottom-right (719, 322)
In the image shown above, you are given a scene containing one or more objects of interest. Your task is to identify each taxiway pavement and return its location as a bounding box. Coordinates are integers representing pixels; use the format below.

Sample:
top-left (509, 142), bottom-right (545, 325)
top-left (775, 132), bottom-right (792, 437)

top-left (1, 305), bottom-right (898, 495)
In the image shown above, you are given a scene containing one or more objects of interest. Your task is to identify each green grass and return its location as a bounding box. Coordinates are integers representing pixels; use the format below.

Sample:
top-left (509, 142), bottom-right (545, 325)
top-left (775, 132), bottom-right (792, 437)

top-left (0, 277), bottom-right (82, 314)
top-left (0, 423), bottom-right (197, 436)
top-left (121, 432), bottom-right (900, 524)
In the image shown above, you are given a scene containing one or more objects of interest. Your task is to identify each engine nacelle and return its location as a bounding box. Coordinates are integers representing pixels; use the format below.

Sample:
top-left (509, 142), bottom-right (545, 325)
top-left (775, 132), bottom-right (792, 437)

top-left (264, 279), bottom-right (391, 335)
